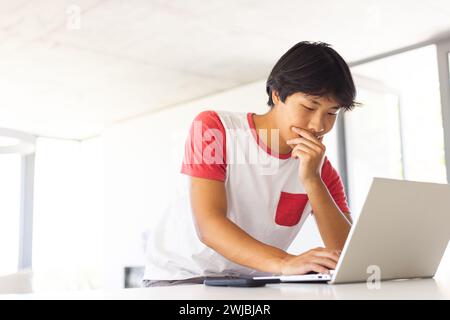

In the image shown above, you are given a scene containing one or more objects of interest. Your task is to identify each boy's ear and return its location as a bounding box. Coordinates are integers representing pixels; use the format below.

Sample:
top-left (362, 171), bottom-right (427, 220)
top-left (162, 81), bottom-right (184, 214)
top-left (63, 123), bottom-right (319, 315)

top-left (272, 90), bottom-right (280, 105)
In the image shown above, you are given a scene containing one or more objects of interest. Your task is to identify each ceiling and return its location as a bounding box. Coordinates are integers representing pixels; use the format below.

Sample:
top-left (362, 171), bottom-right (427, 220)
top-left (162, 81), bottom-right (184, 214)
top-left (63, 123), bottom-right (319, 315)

top-left (1, 0), bottom-right (450, 140)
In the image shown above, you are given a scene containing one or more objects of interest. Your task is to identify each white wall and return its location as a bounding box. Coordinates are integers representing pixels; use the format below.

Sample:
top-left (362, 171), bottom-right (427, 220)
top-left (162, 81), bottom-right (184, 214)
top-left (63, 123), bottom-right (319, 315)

top-left (102, 80), bottom-right (341, 288)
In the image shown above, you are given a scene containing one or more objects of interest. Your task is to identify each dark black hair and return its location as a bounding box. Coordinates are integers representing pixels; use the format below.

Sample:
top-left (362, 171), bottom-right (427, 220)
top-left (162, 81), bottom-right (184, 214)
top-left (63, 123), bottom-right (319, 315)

top-left (266, 41), bottom-right (358, 111)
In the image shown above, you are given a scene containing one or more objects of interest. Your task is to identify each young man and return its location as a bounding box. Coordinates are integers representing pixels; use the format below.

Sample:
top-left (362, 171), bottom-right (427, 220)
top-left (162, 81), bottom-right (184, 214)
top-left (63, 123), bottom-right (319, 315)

top-left (143, 41), bottom-right (356, 286)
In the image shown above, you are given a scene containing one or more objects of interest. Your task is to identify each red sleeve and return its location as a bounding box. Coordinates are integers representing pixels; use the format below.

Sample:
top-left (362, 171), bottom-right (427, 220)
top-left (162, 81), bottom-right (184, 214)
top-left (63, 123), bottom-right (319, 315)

top-left (320, 157), bottom-right (351, 214)
top-left (180, 110), bottom-right (227, 182)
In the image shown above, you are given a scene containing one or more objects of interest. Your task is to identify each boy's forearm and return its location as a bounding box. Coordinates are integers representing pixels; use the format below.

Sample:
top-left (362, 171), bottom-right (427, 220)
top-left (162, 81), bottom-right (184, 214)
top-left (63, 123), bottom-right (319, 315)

top-left (200, 215), bottom-right (293, 274)
top-left (304, 177), bottom-right (352, 250)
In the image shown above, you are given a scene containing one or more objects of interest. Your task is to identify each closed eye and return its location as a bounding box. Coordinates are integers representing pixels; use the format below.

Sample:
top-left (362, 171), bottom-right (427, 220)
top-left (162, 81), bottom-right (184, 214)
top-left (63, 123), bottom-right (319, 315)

top-left (302, 105), bottom-right (338, 116)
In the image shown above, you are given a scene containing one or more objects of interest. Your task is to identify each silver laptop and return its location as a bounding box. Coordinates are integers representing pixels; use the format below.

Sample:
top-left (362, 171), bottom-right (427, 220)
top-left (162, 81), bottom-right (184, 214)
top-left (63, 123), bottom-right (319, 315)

top-left (254, 177), bottom-right (450, 284)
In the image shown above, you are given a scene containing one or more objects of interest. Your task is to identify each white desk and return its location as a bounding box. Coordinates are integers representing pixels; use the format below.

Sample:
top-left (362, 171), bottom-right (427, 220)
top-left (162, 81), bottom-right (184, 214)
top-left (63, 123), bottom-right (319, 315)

top-left (2, 276), bottom-right (450, 300)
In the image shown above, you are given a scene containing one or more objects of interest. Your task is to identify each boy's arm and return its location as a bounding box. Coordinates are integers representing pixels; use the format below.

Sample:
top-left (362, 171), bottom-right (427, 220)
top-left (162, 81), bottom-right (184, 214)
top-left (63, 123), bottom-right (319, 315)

top-left (189, 176), bottom-right (340, 275)
top-left (287, 127), bottom-right (352, 251)
top-left (304, 178), bottom-right (352, 250)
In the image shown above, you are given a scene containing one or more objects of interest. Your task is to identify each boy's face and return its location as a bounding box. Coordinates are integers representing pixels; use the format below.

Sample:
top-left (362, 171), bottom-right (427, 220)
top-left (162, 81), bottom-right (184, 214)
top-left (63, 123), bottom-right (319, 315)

top-left (273, 91), bottom-right (341, 145)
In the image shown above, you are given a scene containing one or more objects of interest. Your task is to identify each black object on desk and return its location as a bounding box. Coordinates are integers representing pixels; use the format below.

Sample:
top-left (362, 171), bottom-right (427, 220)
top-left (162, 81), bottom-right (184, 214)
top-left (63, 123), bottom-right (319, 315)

top-left (203, 277), bottom-right (280, 287)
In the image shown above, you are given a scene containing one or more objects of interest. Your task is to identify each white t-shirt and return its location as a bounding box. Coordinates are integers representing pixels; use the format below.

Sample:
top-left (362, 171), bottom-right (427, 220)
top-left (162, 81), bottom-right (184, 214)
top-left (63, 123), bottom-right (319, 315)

top-left (143, 110), bottom-right (350, 280)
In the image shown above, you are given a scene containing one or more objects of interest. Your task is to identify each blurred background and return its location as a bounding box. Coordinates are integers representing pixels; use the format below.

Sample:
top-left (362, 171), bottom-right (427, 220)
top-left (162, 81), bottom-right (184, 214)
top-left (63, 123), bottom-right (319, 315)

top-left (1, 0), bottom-right (450, 294)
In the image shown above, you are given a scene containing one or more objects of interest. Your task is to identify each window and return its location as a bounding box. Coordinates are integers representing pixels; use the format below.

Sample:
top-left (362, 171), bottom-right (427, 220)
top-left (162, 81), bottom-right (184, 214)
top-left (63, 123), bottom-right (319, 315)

top-left (32, 137), bottom-right (104, 291)
top-left (0, 154), bottom-right (22, 275)
top-left (347, 45), bottom-right (447, 217)
top-left (0, 129), bottom-right (35, 276)
top-left (343, 82), bottom-right (403, 217)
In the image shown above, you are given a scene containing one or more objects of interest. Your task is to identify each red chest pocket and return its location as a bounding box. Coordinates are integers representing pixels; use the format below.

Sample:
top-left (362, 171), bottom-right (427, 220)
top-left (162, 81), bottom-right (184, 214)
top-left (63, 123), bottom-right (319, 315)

top-left (275, 192), bottom-right (309, 227)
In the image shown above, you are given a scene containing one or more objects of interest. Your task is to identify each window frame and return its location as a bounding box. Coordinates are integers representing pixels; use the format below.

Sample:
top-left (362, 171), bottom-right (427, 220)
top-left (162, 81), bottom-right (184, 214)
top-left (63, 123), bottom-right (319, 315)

top-left (436, 39), bottom-right (450, 184)
top-left (336, 37), bottom-right (450, 208)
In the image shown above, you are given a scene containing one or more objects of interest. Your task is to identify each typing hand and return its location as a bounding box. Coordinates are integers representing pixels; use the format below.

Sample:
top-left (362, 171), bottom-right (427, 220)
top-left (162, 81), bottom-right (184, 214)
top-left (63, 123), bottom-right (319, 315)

top-left (280, 247), bottom-right (341, 275)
